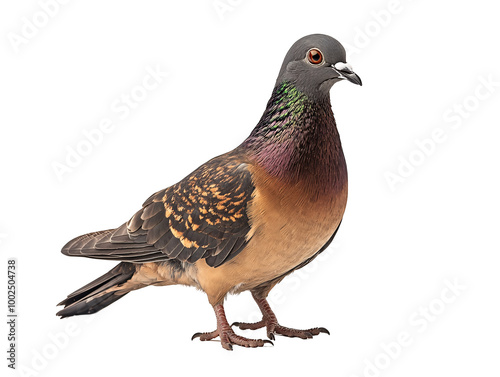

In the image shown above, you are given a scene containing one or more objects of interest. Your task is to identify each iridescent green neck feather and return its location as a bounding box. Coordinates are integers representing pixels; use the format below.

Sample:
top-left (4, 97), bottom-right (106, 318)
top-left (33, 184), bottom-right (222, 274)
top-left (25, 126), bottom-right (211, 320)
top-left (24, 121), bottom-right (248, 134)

top-left (242, 81), bottom-right (347, 192)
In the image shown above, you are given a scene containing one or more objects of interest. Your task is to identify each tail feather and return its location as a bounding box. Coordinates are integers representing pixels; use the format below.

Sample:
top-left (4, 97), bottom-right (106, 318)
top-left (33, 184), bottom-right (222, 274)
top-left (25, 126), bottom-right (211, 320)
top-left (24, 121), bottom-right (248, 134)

top-left (57, 262), bottom-right (137, 318)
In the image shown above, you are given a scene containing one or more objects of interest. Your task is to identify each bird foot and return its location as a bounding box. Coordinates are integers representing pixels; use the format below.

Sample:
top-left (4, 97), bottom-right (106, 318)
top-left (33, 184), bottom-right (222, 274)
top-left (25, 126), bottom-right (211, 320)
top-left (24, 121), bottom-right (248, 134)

top-left (234, 293), bottom-right (331, 340)
top-left (191, 303), bottom-right (273, 350)
top-left (191, 328), bottom-right (273, 350)
top-left (232, 319), bottom-right (330, 340)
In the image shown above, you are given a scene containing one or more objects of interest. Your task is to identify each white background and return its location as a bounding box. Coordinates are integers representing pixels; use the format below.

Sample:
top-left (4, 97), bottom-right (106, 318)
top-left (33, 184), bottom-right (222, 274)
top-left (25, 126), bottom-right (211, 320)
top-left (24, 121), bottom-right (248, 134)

top-left (1, 0), bottom-right (499, 376)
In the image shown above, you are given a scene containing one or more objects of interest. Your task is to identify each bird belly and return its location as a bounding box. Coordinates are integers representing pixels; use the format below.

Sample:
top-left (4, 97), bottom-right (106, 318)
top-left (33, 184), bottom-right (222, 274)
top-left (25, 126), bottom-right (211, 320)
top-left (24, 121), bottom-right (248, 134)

top-left (235, 179), bottom-right (347, 290)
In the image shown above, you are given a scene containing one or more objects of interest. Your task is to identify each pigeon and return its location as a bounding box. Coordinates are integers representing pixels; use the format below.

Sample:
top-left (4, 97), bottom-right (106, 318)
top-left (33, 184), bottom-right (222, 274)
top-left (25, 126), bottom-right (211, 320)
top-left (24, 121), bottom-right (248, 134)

top-left (56, 33), bottom-right (362, 350)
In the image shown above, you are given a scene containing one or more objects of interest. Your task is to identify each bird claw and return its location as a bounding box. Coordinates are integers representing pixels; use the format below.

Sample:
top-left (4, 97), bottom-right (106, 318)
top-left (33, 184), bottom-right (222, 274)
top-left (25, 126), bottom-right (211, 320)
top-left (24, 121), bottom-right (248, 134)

top-left (192, 328), bottom-right (273, 350)
top-left (191, 332), bottom-right (201, 341)
top-left (318, 327), bottom-right (330, 335)
top-left (235, 318), bottom-right (330, 340)
top-left (191, 330), bottom-right (218, 341)
top-left (277, 325), bottom-right (330, 339)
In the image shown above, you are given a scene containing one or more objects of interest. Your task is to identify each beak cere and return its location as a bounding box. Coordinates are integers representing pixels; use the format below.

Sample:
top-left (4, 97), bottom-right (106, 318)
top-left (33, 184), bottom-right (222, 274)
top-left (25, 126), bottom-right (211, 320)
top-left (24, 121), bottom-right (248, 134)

top-left (333, 62), bottom-right (362, 86)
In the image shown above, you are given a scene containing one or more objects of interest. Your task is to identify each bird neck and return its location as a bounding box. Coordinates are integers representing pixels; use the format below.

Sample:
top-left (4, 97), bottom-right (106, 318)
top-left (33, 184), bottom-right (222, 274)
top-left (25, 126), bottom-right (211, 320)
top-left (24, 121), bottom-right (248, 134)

top-left (243, 81), bottom-right (347, 192)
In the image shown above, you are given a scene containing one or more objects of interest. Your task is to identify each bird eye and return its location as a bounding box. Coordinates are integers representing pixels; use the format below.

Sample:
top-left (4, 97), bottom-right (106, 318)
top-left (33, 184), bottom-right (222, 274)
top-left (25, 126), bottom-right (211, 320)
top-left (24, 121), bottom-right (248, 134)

top-left (307, 48), bottom-right (323, 65)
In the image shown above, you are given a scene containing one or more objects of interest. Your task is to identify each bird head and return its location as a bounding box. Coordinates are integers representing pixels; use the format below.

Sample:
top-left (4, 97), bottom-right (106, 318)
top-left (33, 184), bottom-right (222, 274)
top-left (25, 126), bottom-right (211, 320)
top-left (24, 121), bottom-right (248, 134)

top-left (276, 34), bottom-right (362, 98)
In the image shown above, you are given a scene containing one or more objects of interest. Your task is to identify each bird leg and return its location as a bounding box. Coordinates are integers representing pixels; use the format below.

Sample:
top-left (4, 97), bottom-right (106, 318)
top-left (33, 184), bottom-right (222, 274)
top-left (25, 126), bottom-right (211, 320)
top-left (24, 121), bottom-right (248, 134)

top-left (232, 291), bottom-right (330, 340)
top-left (191, 303), bottom-right (273, 350)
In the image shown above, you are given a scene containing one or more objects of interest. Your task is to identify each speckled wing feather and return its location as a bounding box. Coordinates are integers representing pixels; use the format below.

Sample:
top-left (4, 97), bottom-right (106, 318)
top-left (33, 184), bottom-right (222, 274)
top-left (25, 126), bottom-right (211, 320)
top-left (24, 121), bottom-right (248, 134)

top-left (62, 151), bottom-right (254, 268)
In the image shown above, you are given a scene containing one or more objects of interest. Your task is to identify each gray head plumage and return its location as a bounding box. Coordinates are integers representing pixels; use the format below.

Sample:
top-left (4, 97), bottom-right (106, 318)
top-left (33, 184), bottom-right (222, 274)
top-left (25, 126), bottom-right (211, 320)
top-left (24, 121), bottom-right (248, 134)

top-left (275, 34), bottom-right (362, 98)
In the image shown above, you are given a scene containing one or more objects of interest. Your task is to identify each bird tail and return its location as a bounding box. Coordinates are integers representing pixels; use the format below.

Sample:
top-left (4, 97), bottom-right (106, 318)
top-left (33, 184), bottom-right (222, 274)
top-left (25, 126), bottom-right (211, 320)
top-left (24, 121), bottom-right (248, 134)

top-left (56, 262), bottom-right (138, 319)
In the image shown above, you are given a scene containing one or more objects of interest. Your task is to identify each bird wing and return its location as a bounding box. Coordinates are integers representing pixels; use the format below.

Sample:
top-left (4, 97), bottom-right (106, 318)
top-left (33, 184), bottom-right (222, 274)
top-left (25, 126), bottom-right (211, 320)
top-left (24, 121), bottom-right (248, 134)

top-left (62, 151), bottom-right (254, 268)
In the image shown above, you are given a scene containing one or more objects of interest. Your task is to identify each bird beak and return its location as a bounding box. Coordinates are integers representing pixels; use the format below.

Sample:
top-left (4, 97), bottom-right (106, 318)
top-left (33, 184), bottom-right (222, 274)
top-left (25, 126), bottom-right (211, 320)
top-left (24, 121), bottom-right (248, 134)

top-left (332, 62), bottom-right (362, 86)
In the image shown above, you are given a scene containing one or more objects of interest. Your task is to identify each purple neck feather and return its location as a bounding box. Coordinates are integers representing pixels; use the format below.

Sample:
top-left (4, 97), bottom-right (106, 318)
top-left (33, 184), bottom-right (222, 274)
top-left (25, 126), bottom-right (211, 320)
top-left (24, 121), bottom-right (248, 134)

top-left (242, 82), bottom-right (347, 193)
